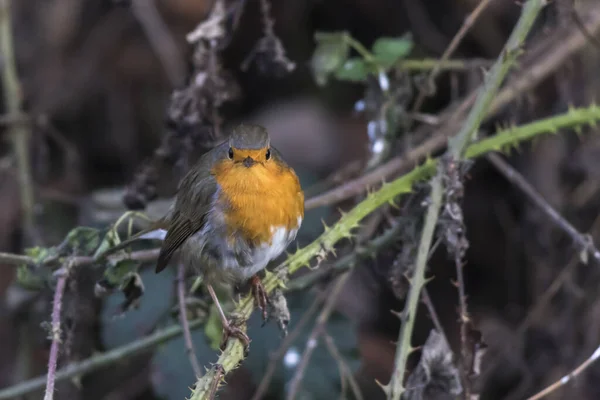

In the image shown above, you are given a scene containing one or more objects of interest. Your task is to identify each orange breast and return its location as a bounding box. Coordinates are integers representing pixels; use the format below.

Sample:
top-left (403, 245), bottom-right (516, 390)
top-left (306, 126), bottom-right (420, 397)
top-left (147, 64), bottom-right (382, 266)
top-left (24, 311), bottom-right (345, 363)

top-left (212, 160), bottom-right (304, 246)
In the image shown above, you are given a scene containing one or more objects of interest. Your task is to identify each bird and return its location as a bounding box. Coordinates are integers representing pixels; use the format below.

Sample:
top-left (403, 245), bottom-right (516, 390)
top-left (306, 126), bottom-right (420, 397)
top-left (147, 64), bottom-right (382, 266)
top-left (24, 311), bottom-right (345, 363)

top-left (108, 124), bottom-right (304, 350)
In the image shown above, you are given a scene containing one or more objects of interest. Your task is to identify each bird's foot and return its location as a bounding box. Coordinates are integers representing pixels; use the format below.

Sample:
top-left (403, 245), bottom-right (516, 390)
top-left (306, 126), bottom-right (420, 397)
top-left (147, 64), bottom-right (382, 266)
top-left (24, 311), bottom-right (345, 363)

top-left (219, 317), bottom-right (250, 355)
top-left (251, 274), bottom-right (271, 323)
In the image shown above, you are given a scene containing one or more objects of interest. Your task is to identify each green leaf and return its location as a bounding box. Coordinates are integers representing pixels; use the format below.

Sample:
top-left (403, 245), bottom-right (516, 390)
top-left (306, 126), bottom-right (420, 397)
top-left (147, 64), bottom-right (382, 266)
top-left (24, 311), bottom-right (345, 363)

top-left (100, 268), bottom-right (175, 349)
top-left (63, 226), bottom-right (101, 255)
top-left (96, 259), bottom-right (143, 312)
top-left (334, 58), bottom-right (371, 82)
top-left (372, 36), bottom-right (413, 68)
top-left (16, 264), bottom-right (48, 290)
top-left (24, 246), bottom-right (52, 263)
top-left (103, 259), bottom-right (140, 287)
top-left (93, 229), bottom-right (120, 259)
top-left (311, 31), bottom-right (350, 86)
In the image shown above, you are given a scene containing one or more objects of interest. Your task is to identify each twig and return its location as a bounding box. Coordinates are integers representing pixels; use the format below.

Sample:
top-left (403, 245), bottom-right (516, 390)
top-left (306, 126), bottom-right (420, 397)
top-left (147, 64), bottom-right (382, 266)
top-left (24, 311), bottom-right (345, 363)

top-left (0, 112), bottom-right (32, 126)
top-left (286, 273), bottom-right (350, 400)
top-left (191, 104), bottom-right (600, 398)
top-left (385, 2), bottom-right (547, 398)
top-left (0, 319), bottom-right (204, 399)
top-left (177, 264), bottom-right (202, 378)
top-left (0, 248), bottom-right (159, 269)
top-left (131, 0), bottom-right (186, 87)
top-left (0, 102), bottom-right (593, 399)
top-left (323, 332), bottom-right (364, 400)
top-left (250, 291), bottom-right (326, 400)
top-left (397, 58), bottom-right (493, 72)
top-left (455, 254), bottom-right (471, 397)
top-left (287, 222), bottom-right (403, 291)
top-left (517, 212), bottom-right (600, 335)
top-left (43, 269), bottom-right (68, 400)
top-left (304, 4), bottom-right (600, 211)
top-left (0, 251), bottom-right (38, 266)
top-left (487, 152), bottom-right (600, 261)
top-left (411, 0), bottom-right (494, 114)
top-left (0, 0), bottom-right (36, 242)
top-left (526, 345), bottom-right (600, 400)
top-left (421, 287), bottom-right (447, 343)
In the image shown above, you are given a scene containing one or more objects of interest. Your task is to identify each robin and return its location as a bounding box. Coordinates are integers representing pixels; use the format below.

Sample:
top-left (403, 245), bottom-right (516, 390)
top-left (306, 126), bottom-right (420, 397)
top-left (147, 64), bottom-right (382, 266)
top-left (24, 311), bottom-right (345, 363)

top-left (112, 124), bottom-right (304, 350)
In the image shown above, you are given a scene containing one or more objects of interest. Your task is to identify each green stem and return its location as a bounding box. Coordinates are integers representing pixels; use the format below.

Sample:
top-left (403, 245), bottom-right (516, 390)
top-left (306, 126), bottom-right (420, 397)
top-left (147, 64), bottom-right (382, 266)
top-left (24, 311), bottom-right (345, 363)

top-left (386, 1), bottom-right (548, 399)
top-left (0, 320), bottom-right (203, 399)
top-left (0, 105), bottom-right (600, 400)
top-left (448, 0), bottom-right (547, 159)
top-left (0, 0), bottom-right (35, 242)
top-left (397, 58), bottom-right (492, 71)
top-left (343, 33), bottom-right (377, 64)
top-left (1, 102), bottom-right (597, 400)
top-left (190, 105), bottom-right (596, 400)
top-left (387, 173), bottom-right (443, 398)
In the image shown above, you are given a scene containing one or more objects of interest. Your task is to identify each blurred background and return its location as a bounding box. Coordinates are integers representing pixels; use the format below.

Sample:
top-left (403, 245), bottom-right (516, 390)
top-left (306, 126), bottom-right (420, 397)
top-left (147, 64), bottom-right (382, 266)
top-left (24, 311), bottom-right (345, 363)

top-left (2, 0), bottom-right (600, 399)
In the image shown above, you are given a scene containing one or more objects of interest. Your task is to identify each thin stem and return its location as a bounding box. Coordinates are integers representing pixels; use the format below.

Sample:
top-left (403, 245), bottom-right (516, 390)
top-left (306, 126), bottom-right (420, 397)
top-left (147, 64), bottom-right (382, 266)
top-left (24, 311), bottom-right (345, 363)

top-left (455, 254), bottom-right (471, 397)
top-left (449, 1), bottom-right (546, 159)
top-left (386, 2), bottom-right (547, 398)
top-left (342, 34), bottom-right (377, 64)
top-left (252, 292), bottom-right (326, 400)
top-left (0, 0), bottom-right (35, 242)
top-left (0, 319), bottom-right (204, 399)
top-left (250, 291), bottom-right (326, 400)
top-left (286, 273), bottom-right (350, 400)
top-left (43, 270), bottom-right (68, 400)
top-left (411, 0), bottom-right (494, 114)
top-left (421, 287), bottom-right (447, 344)
top-left (177, 264), bottom-right (202, 378)
top-left (397, 58), bottom-right (493, 71)
top-left (131, 0), bottom-right (185, 87)
top-left (305, 3), bottom-right (600, 211)
top-left (0, 251), bottom-right (36, 266)
top-left (323, 332), bottom-right (364, 400)
top-left (287, 222), bottom-right (403, 291)
top-left (526, 345), bottom-right (600, 400)
top-left (487, 152), bottom-right (600, 261)
top-left (387, 174), bottom-right (444, 399)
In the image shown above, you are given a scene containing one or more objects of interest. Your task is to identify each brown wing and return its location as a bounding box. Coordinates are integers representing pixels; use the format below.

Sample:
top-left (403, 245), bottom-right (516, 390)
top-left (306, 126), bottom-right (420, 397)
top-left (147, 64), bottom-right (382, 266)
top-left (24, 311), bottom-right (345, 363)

top-left (155, 151), bottom-right (220, 273)
top-left (155, 212), bottom-right (202, 273)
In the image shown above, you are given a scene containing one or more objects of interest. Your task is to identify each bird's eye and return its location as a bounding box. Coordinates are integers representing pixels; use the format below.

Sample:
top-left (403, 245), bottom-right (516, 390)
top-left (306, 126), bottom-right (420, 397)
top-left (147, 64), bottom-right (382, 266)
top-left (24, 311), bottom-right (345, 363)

top-left (265, 148), bottom-right (271, 160)
top-left (228, 147), bottom-right (234, 159)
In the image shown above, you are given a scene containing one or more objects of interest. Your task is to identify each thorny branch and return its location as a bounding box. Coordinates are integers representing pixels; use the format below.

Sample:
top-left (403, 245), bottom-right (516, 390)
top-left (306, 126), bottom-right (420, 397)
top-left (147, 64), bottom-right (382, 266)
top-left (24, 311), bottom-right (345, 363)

top-left (305, 4), bottom-right (600, 211)
top-left (177, 264), bottom-right (203, 378)
top-left (2, 104), bottom-right (600, 399)
top-left (439, 155), bottom-right (472, 396)
top-left (385, 1), bottom-right (548, 399)
top-left (0, 106), bottom-right (600, 400)
top-left (43, 268), bottom-right (68, 400)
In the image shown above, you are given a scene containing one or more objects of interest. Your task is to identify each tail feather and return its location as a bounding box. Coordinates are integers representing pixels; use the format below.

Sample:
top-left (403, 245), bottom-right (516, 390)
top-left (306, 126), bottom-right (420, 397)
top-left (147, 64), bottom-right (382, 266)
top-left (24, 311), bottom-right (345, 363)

top-left (96, 219), bottom-right (168, 259)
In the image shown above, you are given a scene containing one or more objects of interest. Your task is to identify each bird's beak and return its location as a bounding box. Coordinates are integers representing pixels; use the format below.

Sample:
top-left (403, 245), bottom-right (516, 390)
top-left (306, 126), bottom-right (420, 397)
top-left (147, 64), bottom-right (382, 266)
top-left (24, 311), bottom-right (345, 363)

top-left (243, 156), bottom-right (255, 168)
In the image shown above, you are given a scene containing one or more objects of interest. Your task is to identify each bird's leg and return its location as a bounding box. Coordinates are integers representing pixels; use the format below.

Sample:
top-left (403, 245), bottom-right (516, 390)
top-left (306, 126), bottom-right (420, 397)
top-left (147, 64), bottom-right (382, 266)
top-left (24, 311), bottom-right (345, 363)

top-left (250, 274), bottom-right (270, 322)
top-left (206, 284), bottom-right (250, 351)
